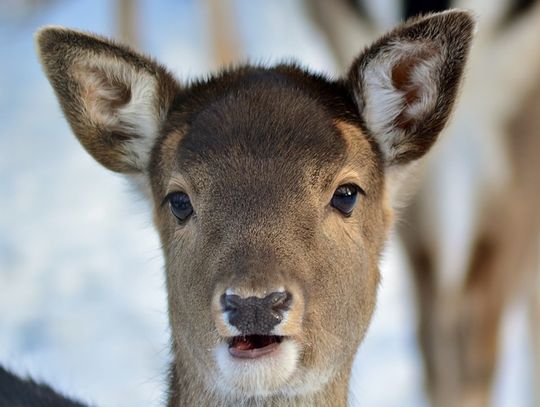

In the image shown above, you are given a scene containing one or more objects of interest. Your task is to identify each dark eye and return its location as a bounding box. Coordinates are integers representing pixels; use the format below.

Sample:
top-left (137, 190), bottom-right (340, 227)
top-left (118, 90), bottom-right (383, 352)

top-left (168, 192), bottom-right (193, 222)
top-left (331, 184), bottom-right (362, 216)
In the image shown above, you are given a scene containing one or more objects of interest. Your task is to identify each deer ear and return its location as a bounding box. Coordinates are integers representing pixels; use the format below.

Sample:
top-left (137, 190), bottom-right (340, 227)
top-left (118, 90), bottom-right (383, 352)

top-left (348, 10), bottom-right (476, 166)
top-left (35, 26), bottom-right (179, 173)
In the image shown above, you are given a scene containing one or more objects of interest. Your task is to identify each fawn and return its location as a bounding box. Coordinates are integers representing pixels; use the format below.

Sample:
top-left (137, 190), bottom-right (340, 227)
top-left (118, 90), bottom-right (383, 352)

top-left (1, 10), bottom-right (474, 406)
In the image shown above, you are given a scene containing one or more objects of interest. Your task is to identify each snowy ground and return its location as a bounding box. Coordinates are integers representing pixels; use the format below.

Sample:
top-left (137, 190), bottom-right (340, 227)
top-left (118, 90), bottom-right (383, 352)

top-left (0, 1), bottom-right (534, 406)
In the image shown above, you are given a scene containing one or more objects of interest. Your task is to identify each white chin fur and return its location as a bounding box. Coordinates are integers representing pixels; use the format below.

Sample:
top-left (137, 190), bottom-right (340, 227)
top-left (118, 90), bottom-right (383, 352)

top-left (213, 339), bottom-right (300, 397)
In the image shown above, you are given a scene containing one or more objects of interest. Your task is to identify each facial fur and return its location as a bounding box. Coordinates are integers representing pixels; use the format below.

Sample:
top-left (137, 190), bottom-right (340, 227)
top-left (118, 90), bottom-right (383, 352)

top-left (149, 73), bottom-right (388, 398)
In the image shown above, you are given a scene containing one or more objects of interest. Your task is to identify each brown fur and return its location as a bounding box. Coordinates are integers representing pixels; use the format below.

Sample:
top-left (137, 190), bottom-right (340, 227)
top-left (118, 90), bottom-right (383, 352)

top-left (402, 6), bottom-right (540, 406)
top-left (34, 11), bottom-right (474, 406)
top-left (403, 75), bottom-right (540, 405)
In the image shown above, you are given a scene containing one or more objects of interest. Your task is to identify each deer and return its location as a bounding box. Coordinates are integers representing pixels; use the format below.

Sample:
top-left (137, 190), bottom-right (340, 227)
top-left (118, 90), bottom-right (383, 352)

top-left (307, 0), bottom-right (540, 405)
top-left (0, 10), bottom-right (474, 406)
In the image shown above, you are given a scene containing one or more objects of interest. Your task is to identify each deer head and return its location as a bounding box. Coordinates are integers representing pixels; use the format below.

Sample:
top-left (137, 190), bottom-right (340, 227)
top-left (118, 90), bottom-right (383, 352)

top-left (35, 10), bottom-right (474, 405)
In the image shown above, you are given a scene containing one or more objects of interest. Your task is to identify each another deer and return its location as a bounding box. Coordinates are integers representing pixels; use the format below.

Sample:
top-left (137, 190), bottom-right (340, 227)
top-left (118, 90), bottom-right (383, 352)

top-left (1, 10), bottom-right (474, 406)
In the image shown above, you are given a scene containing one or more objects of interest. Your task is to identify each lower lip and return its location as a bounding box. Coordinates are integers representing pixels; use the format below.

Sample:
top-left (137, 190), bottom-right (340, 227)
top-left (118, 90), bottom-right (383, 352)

top-left (228, 341), bottom-right (281, 359)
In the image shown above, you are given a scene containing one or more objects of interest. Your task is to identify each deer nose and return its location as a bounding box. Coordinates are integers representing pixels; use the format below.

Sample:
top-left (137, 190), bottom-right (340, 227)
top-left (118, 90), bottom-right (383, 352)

top-left (220, 291), bottom-right (293, 335)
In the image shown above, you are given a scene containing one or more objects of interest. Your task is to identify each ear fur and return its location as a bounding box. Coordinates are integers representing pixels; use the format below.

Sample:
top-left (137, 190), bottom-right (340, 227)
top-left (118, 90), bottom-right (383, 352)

top-left (35, 26), bottom-right (179, 173)
top-left (349, 10), bottom-right (476, 166)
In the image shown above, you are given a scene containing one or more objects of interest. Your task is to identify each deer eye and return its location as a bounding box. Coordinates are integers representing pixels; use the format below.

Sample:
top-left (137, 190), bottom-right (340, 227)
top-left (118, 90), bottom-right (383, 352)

top-left (331, 184), bottom-right (362, 216)
top-left (168, 192), bottom-right (193, 222)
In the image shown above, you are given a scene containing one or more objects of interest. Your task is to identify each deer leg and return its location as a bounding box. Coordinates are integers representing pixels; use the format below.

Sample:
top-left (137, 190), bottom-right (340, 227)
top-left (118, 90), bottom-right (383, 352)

top-left (402, 213), bottom-right (503, 407)
top-left (527, 243), bottom-right (540, 406)
top-left (400, 213), bottom-right (461, 407)
top-left (456, 236), bottom-right (504, 407)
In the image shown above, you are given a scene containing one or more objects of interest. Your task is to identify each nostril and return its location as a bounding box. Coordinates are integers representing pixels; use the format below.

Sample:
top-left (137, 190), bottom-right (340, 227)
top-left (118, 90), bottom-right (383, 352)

top-left (220, 294), bottom-right (242, 312)
top-left (268, 291), bottom-right (292, 312)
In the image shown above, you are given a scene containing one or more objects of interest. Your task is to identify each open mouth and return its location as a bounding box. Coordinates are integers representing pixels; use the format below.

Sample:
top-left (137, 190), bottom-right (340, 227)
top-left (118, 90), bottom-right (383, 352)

top-left (228, 335), bottom-right (285, 359)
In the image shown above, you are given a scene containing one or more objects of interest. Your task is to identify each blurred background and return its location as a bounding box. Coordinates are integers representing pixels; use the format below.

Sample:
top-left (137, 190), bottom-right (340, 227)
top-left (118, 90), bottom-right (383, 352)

top-left (0, 0), bottom-right (539, 406)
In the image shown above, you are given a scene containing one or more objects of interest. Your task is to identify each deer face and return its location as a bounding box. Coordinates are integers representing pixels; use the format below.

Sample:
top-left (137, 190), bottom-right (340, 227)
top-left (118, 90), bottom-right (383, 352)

top-left (36, 10), bottom-right (474, 400)
top-left (152, 81), bottom-right (388, 396)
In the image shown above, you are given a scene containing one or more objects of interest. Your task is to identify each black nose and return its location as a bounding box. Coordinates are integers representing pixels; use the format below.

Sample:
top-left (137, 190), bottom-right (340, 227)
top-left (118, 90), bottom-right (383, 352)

top-left (220, 291), bottom-right (292, 335)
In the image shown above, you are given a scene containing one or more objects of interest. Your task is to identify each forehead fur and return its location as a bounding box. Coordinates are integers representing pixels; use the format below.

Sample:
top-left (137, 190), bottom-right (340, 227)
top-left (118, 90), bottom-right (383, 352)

top-left (151, 66), bottom-right (383, 193)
